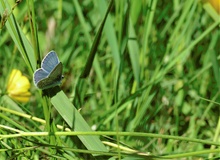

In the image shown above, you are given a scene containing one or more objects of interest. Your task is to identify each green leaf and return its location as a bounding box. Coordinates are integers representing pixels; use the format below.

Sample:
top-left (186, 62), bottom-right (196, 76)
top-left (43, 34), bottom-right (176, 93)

top-left (0, 0), bottom-right (36, 72)
top-left (50, 88), bottom-right (108, 154)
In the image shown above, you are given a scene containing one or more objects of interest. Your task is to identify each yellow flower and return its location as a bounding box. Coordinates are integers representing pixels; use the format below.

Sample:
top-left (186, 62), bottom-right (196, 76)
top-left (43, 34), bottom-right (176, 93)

top-left (209, 0), bottom-right (220, 14)
top-left (7, 69), bottom-right (31, 102)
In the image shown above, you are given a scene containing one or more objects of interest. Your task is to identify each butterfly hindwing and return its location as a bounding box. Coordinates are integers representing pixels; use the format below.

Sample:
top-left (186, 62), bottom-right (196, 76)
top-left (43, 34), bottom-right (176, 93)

top-left (36, 62), bottom-right (63, 90)
top-left (33, 68), bottom-right (49, 86)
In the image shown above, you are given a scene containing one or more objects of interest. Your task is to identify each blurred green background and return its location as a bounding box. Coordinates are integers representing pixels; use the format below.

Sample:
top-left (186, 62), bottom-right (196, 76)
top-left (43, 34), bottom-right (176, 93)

top-left (0, 0), bottom-right (219, 159)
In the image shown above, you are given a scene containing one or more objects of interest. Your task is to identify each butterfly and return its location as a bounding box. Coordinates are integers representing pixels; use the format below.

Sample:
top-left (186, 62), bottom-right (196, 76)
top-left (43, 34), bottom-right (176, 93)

top-left (33, 51), bottom-right (63, 90)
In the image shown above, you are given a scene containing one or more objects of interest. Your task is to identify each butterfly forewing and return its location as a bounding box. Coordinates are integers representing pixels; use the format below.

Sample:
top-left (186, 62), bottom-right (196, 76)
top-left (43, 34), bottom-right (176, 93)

top-left (36, 62), bottom-right (63, 90)
top-left (41, 51), bottom-right (60, 73)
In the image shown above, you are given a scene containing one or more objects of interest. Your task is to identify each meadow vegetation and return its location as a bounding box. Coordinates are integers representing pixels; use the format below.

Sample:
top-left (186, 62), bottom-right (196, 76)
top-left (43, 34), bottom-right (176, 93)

top-left (0, 0), bottom-right (219, 159)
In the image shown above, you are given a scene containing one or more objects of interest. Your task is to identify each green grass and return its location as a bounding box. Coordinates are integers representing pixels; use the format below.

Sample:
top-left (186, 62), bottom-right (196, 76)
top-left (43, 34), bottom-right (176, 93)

top-left (0, 0), bottom-right (220, 159)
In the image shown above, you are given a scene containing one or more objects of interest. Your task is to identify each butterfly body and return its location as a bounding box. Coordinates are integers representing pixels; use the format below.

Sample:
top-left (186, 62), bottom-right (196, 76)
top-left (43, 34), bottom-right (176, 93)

top-left (33, 51), bottom-right (63, 90)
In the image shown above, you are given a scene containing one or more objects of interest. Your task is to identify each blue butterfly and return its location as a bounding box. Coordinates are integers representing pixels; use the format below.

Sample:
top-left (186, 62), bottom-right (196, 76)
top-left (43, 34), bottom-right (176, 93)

top-left (33, 51), bottom-right (63, 90)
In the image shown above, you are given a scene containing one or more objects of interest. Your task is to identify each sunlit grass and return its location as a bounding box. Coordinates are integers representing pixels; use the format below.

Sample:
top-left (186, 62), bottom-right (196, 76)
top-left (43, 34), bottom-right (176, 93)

top-left (0, 0), bottom-right (219, 159)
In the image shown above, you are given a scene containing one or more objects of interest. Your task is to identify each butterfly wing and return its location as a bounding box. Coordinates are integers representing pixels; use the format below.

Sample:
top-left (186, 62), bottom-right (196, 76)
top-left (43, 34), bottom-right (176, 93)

top-left (41, 51), bottom-right (60, 73)
top-left (33, 68), bottom-right (49, 87)
top-left (36, 62), bottom-right (63, 90)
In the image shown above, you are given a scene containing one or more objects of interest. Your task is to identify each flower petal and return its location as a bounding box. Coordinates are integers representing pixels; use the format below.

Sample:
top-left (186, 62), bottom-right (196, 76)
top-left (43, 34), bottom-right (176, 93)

top-left (7, 69), bottom-right (31, 103)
